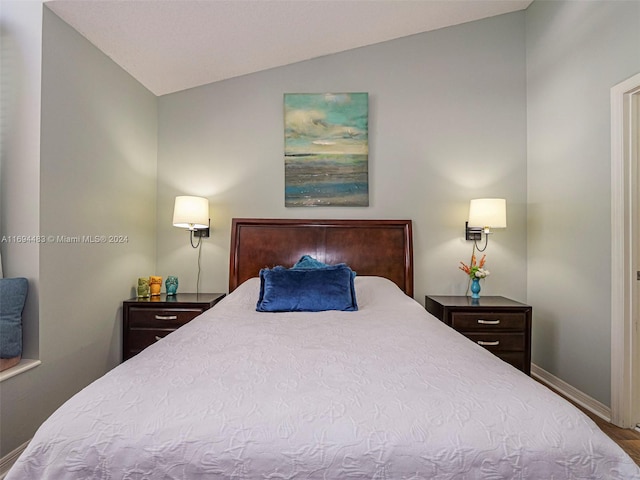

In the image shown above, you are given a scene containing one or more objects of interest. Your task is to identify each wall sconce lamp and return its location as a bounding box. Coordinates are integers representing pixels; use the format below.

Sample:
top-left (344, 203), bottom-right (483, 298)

top-left (172, 196), bottom-right (210, 248)
top-left (465, 198), bottom-right (506, 252)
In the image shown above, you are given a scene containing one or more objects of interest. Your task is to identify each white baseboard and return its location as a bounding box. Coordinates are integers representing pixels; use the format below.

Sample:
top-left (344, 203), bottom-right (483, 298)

top-left (531, 363), bottom-right (611, 422)
top-left (0, 440), bottom-right (29, 480)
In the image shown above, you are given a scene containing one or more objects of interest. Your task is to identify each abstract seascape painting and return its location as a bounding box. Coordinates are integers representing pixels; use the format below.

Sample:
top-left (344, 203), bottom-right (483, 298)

top-left (284, 93), bottom-right (369, 207)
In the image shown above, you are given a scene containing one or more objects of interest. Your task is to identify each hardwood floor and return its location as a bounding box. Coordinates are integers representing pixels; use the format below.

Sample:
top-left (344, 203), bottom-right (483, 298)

top-left (537, 381), bottom-right (640, 466)
top-left (579, 406), bottom-right (640, 466)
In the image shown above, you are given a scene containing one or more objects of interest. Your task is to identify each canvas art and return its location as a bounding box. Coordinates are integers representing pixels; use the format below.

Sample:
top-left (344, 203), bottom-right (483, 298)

top-left (284, 93), bottom-right (369, 207)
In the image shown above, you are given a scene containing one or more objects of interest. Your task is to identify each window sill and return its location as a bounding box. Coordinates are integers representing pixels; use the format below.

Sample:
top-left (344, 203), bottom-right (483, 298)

top-left (0, 359), bottom-right (41, 382)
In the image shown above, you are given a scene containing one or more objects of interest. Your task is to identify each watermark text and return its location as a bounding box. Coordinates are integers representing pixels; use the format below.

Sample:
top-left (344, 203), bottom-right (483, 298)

top-left (1, 234), bottom-right (129, 244)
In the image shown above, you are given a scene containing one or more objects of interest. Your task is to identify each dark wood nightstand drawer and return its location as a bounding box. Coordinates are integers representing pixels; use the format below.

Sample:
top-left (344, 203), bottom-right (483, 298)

top-left (122, 293), bottom-right (226, 361)
top-left (126, 329), bottom-right (177, 354)
top-left (450, 311), bottom-right (526, 331)
top-left (425, 295), bottom-right (532, 375)
top-left (496, 352), bottom-right (525, 371)
top-left (128, 307), bottom-right (205, 328)
top-left (464, 332), bottom-right (525, 352)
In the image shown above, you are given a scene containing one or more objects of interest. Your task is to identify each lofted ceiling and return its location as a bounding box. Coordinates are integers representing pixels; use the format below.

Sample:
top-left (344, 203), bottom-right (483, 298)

top-left (45, 0), bottom-right (533, 96)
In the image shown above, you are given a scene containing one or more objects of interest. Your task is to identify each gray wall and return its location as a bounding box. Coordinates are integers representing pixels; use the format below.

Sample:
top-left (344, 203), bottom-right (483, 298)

top-left (0, 7), bottom-right (157, 456)
top-left (0, 0), bottom-right (42, 360)
top-left (526, 0), bottom-right (640, 405)
top-left (3, 0), bottom-right (638, 460)
top-left (0, 0), bottom-right (43, 457)
top-left (157, 12), bottom-right (529, 305)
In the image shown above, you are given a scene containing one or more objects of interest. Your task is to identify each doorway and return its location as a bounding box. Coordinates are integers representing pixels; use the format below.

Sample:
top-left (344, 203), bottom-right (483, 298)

top-left (611, 72), bottom-right (640, 429)
top-left (635, 90), bottom-right (640, 431)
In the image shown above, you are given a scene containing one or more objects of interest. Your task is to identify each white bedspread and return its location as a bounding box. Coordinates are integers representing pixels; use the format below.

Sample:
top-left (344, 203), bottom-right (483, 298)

top-left (7, 277), bottom-right (640, 479)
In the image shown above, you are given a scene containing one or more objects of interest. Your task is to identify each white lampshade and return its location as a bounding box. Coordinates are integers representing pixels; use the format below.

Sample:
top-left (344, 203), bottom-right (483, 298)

top-left (468, 198), bottom-right (507, 229)
top-left (172, 196), bottom-right (209, 230)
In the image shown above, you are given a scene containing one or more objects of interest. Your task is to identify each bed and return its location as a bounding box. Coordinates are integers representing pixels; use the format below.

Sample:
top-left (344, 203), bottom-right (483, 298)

top-left (6, 218), bottom-right (640, 479)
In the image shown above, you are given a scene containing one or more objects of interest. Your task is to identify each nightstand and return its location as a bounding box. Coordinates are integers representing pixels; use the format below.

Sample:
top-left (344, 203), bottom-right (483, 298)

top-left (122, 293), bottom-right (225, 361)
top-left (425, 295), bottom-right (532, 375)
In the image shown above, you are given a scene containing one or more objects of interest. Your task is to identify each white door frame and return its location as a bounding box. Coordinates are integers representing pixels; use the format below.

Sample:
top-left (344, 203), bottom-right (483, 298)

top-left (611, 72), bottom-right (640, 428)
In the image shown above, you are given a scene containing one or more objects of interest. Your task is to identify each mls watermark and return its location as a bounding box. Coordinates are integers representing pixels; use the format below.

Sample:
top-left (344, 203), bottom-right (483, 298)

top-left (1, 235), bottom-right (129, 244)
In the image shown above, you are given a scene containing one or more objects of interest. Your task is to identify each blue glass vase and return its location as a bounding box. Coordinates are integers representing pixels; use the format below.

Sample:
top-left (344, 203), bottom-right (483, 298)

top-left (470, 277), bottom-right (481, 299)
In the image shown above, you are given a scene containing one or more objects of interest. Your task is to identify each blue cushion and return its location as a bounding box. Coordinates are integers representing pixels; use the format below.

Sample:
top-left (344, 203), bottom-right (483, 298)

top-left (292, 255), bottom-right (356, 279)
top-left (0, 278), bottom-right (28, 358)
top-left (257, 264), bottom-right (358, 312)
top-left (292, 255), bottom-right (330, 269)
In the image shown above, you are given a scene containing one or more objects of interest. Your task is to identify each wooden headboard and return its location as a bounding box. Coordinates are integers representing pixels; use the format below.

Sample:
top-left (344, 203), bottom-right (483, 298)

top-left (229, 218), bottom-right (413, 296)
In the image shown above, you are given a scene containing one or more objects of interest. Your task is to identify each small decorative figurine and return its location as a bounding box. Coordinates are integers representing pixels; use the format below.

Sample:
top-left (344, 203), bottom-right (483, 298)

top-left (137, 277), bottom-right (150, 298)
top-left (149, 276), bottom-right (162, 296)
top-left (165, 276), bottom-right (178, 296)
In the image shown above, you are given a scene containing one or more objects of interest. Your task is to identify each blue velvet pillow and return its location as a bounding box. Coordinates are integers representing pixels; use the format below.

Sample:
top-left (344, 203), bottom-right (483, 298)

top-left (257, 264), bottom-right (358, 312)
top-left (292, 255), bottom-right (356, 279)
top-left (292, 255), bottom-right (330, 269)
top-left (0, 277), bottom-right (28, 359)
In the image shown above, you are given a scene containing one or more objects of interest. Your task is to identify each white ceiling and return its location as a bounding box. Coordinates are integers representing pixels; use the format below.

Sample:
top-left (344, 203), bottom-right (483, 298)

top-left (45, 0), bottom-right (532, 96)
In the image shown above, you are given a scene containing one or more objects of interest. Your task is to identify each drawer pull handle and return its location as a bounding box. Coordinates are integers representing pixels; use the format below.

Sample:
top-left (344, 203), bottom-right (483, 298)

top-left (154, 336), bottom-right (163, 341)
top-left (477, 319), bottom-right (500, 325)
top-left (477, 340), bottom-right (500, 346)
top-left (155, 315), bottom-right (178, 320)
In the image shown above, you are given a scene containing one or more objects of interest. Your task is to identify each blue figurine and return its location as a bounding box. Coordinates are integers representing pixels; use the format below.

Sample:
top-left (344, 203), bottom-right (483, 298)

top-left (165, 276), bottom-right (178, 296)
